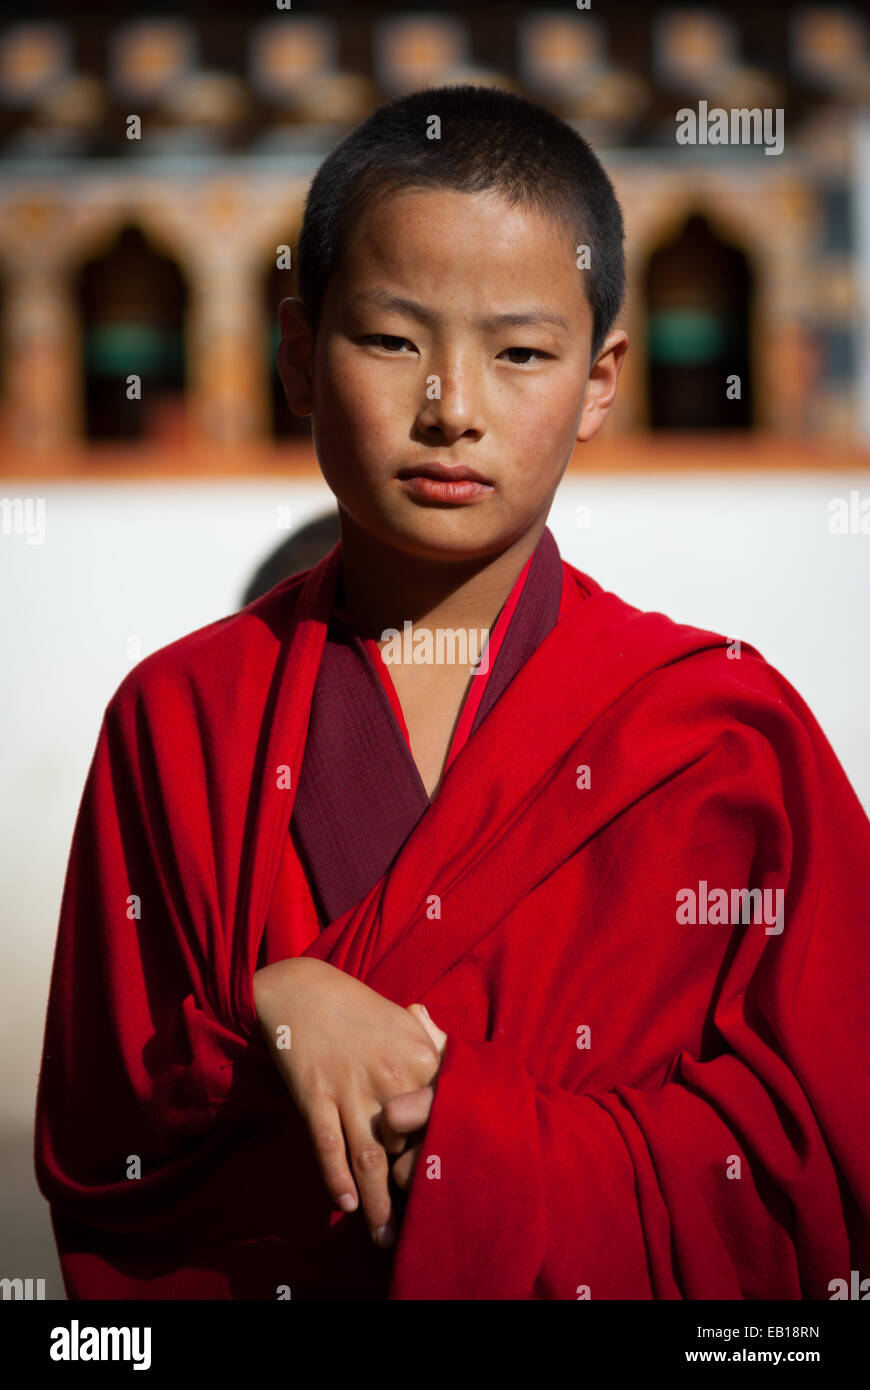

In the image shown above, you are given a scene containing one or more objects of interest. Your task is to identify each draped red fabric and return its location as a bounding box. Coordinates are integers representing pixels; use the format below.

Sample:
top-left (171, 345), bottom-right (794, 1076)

top-left (34, 543), bottom-right (870, 1299)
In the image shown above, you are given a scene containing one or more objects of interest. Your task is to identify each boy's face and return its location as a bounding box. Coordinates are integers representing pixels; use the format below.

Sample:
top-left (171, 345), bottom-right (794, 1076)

top-left (279, 187), bottom-right (627, 562)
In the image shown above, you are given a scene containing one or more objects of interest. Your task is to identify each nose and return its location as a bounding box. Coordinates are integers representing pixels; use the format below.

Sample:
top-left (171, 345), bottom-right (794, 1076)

top-left (414, 353), bottom-right (485, 443)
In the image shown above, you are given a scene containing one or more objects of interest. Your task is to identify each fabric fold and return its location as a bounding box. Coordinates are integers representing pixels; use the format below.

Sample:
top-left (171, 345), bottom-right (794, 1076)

top-left (34, 533), bottom-right (870, 1300)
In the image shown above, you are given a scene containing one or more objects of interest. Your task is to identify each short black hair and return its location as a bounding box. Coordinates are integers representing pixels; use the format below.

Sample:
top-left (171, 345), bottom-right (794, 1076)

top-left (296, 83), bottom-right (625, 360)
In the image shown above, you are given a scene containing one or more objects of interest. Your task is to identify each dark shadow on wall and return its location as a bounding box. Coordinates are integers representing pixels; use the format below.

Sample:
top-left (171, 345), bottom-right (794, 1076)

top-left (241, 509), bottom-right (341, 607)
top-left (1, 1127), bottom-right (66, 1299)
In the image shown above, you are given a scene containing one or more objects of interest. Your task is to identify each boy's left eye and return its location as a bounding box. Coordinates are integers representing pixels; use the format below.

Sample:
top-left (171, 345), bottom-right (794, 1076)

top-left (362, 335), bottom-right (550, 365)
top-left (501, 348), bottom-right (550, 365)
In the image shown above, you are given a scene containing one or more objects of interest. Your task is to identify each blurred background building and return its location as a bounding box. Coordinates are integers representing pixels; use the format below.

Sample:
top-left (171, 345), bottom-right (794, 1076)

top-left (1, 1), bottom-right (869, 1297)
top-left (0, 1), bottom-right (869, 466)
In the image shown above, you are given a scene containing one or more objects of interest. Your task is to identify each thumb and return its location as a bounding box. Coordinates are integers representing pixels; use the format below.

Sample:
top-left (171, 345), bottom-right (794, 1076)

top-left (408, 1002), bottom-right (448, 1056)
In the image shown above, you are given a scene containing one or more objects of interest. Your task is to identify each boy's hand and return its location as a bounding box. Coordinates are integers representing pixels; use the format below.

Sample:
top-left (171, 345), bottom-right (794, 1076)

top-left (252, 957), bottom-right (443, 1247)
top-left (381, 1086), bottom-right (434, 1192)
top-left (380, 1004), bottom-right (448, 1193)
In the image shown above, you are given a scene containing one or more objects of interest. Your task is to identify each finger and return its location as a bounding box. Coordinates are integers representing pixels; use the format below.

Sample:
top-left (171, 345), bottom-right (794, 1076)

top-left (302, 1096), bottom-right (359, 1214)
top-left (382, 1086), bottom-right (434, 1136)
top-left (345, 1112), bottom-right (396, 1246)
top-left (378, 1086), bottom-right (432, 1155)
top-left (376, 1107), bottom-right (411, 1157)
top-left (392, 1141), bottom-right (422, 1193)
top-left (407, 1003), bottom-right (448, 1056)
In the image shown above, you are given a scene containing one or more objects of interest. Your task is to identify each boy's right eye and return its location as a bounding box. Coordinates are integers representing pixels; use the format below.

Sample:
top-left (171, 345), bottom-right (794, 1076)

top-left (362, 334), bottom-right (413, 353)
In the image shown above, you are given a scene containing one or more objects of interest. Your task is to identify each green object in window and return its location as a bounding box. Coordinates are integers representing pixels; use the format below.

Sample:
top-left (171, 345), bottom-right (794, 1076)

top-left (85, 324), bottom-right (184, 377)
top-left (648, 310), bottom-right (738, 365)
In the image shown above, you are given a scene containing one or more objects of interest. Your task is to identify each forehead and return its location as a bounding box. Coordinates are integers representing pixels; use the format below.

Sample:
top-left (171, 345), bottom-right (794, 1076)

top-left (333, 186), bottom-right (587, 324)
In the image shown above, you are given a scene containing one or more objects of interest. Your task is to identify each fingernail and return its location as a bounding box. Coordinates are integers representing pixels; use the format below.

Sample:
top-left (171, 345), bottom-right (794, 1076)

top-left (338, 1193), bottom-right (357, 1212)
top-left (374, 1224), bottom-right (396, 1248)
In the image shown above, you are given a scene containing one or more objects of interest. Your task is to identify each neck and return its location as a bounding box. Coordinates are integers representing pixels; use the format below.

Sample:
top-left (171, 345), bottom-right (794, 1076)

top-left (336, 511), bottom-right (548, 641)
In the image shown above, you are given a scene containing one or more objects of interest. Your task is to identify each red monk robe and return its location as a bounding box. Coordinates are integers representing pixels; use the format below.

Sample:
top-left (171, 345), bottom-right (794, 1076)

top-left (34, 529), bottom-right (870, 1300)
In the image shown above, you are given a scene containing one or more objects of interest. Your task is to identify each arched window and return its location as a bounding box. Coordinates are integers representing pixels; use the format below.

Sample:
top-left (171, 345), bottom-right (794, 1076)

top-left (77, 224), bottom-right (187, 441)
top-left (644, 212), bottom-right (753, 430)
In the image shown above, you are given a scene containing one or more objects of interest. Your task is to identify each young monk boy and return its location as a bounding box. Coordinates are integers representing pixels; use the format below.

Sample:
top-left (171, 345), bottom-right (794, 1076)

top-left (35, 84), bottom-right (870, 1300)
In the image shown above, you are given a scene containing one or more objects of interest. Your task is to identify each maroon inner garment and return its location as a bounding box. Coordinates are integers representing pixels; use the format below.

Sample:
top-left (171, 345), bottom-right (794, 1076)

top-left (289, 527), bottom-right (565, 928)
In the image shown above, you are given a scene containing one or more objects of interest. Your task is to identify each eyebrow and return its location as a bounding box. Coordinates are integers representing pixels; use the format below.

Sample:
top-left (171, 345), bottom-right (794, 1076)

top-left (351, 289), bottom-right (569, 334)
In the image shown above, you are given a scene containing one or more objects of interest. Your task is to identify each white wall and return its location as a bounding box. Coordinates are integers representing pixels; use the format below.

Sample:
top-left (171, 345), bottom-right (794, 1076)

top-left (1, 472), bottom-right (868, 1131)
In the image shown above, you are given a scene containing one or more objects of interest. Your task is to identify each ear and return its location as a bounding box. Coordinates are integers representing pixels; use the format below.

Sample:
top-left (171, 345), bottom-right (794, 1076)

top-left (576, 329), bottom-right (629, 444)
top-left (276, 297), bottom-right (315, 416)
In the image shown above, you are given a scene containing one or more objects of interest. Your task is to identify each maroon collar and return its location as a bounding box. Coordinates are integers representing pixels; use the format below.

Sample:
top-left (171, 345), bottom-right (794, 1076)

top-left (290, 527), bottom-right (565, 927)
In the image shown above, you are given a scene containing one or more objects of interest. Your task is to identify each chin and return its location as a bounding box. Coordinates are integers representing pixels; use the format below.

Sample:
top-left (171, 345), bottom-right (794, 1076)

top-left (379, 509), bottom-right (524, 565)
